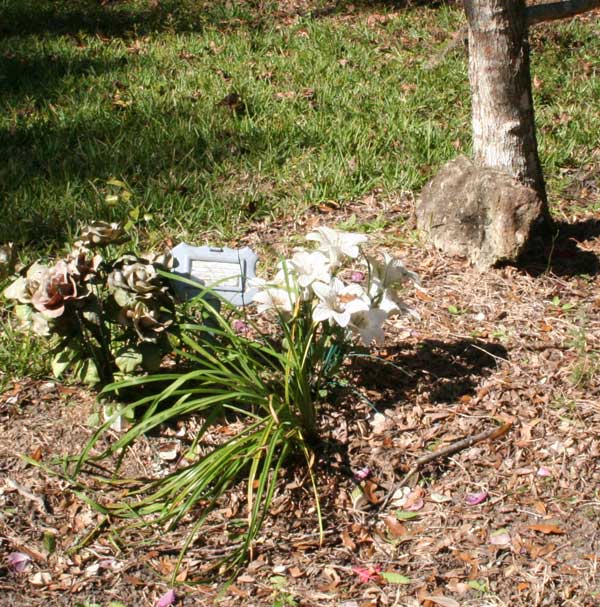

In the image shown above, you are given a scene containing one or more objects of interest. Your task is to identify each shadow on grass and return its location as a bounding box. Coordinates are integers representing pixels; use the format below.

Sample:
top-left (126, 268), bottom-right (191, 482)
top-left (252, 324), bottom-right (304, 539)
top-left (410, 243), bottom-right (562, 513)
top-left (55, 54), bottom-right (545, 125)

top-left (0, 118), bottom-right (209, 245)
top-left (273, 0), bottom-right (460, 21)
top-left (350, 338), bottom-right (508, 407)
top-left (0, 0), bottom-right (224, 38)
top-left (0, 53), bottom-right (126, 102)
top-left (516, 218), bottom-right (600, 277)
top-left (0, 0), bottom-right (458, 39)
top-left (332, 0), bottom-right (458, 10)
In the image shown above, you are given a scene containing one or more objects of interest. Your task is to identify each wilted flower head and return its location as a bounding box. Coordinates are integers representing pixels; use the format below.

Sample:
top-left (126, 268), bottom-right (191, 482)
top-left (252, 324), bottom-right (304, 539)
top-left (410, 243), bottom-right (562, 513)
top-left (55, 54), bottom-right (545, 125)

top-left (6, 552), bottom-right (32, 573)
top-left (156, 589), bottom-right (177, 607)
top-left (231, 319), bottom-right (251, 335)
top-left (0, 242), bottom-right (16, 279)
top-left (353, 466), bottom-right (372, 481)
top-left (142, 250), bottom-right (173, 270)
top-left (118, 299), bottom-right (173, 341)
top-left (352, 564), bottom-right (382, 584)
top-left (30, 260), bottom-right (82, 318)
top-left (3, 262), bottom-right (47, 304)
top-left (66, 245), bottom-right (103, 281)
top-left (79, 221), bottom-right (125, 247)
top-left (108, 255), bottom-right (160, 296)
top-left (3, 260), bottom-right (85, 329)
top-left (306, 227), bottom-right (368, 267)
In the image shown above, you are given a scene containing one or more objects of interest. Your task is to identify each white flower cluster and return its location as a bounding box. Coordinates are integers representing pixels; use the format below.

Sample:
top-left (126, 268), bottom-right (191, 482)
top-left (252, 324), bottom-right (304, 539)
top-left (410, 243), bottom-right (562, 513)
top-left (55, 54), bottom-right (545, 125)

top-left (252, 227), bottom-right (419, 345)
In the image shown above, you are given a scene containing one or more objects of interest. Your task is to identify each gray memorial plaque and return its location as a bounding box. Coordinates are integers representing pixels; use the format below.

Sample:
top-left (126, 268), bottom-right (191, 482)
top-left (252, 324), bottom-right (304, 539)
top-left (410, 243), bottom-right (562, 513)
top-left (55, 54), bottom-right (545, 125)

top-left (170, 243), bottom-right (258, 306)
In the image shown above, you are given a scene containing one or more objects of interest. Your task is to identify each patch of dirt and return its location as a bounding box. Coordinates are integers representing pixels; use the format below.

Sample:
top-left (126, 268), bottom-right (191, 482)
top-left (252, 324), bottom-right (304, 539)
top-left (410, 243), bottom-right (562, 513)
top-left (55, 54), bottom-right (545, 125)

top-left (2, 188), bottom-right (599, 606)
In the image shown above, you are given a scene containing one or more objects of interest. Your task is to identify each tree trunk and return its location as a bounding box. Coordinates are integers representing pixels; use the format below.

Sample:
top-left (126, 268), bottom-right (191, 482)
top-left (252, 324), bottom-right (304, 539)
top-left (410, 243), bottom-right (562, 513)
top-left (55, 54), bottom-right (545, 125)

top-left (465, 0), bottom-right (549, 220)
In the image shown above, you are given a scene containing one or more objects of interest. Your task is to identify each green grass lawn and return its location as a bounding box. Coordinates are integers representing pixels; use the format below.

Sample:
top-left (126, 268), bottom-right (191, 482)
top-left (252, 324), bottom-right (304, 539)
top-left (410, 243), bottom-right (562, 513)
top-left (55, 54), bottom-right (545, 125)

top-left (0, 1), bottom-right (463, 248)
top-left (3, 0), bottom-right (597, 251)
top-left (1, 0), bottom-right (599, 383)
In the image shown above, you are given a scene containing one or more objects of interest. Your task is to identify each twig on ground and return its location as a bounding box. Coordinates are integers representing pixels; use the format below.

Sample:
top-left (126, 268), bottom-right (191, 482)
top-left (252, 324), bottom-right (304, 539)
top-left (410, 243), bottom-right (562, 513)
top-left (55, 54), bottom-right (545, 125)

top-left (0, 527), bottom-right (47, 563)
top-left (379, 422), bottom-right (513, 510)
top-left (5, 478), bottom-right (47, 514)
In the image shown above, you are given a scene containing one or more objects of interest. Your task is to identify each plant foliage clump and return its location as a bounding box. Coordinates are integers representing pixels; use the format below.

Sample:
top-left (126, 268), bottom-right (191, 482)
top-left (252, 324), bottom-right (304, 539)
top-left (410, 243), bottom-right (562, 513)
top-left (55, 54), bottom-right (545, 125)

top-left (66, 227), bottom-right (419, 574)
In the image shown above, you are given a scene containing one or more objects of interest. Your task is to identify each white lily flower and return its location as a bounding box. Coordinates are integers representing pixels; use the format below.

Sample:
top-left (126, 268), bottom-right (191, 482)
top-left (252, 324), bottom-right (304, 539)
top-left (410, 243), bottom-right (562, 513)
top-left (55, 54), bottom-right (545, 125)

top-left (369, 252), bottom-right (420, 290)
top-left (312, 278), bottom-right (369, 327)
top-left (288, 250), bottom-right (332, 288)
top-left (378, 289), bottom-right (401, 315)
top-left (253, 285), bottom-right (296, 314)
top-left (271, 261), bottom-right (322, 302)
top-left (306, 227), bottom-right (368, 266)
top-left (374, 287), bottom-right (420, 320)
top-left (349, 308), bottom-right (388, 345)
top-left (271, 267), bottom-right (290, 286)
top-left (249, 268), bottom-right (290, 292)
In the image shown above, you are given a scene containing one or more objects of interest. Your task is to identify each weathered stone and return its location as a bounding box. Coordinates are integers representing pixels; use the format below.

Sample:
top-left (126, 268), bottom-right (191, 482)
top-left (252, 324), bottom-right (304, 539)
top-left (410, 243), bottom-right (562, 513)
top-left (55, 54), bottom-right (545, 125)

top-left (416, 156), bottom-right (543, 269)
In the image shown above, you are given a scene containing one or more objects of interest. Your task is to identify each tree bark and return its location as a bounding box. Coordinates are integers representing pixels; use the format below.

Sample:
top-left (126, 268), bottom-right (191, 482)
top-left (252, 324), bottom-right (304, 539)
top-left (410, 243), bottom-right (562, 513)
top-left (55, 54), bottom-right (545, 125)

top-left (465, 0), bottom-right (549, 218)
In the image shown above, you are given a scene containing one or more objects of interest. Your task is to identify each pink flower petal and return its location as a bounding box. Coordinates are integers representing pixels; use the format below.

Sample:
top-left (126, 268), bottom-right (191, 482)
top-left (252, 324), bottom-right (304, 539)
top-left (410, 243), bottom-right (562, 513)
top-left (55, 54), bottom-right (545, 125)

top-left (537, 466), bottom-right (552, 477)
top-left (353, 466), bottom-right (371, 481)
top-left (405, 497), bottom-right (424, 511)
top-left (465, 491), bottom-right (488, 505)
top-left (489, 529), bottom-right (511, 546)
top-left (156, 589), bottom-right (177, 607)
top-left (232, 319), bottom-right (250, 335)
top-left (352, 564), bottom-right (381, 583)
top-left (7, 552), bottom-right (32, 573)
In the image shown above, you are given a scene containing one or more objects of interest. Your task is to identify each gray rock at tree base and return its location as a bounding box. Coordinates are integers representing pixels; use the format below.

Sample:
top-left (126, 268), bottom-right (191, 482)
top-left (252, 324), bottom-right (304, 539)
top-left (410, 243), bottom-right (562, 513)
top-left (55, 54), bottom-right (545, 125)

top-left (416, 156), bottom-right (543, 269)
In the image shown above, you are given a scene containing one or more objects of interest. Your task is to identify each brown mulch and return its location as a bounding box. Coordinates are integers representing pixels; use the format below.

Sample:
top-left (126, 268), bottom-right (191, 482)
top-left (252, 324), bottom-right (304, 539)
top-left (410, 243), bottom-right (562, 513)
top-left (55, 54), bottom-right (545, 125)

top-left (2, 186), bottom-right (599, 607)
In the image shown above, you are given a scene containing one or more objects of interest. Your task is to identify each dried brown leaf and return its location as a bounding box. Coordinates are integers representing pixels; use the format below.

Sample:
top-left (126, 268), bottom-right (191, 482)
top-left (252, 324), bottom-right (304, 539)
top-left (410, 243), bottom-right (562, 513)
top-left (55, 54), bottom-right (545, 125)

top-left (384, 516), bottom-right (408, 538)
top-left (423, 595), bottom-right (460, 607)
top-left (528, 523), bottom-right (566, 535)
top-left (363, 480), bottom-right (380, 505)
top-left (30, 446), bottom-right (43, 461)
top-left (341, 529), bottom-right (357, 551)
top-left (289, 566), bottom-right (303, 578)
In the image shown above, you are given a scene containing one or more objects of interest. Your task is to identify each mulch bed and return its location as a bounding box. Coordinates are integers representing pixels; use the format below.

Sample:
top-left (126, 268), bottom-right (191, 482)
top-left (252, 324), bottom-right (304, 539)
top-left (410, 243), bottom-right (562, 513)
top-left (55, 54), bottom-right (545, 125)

top-left (1, 191), bottom-right (599, 607)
